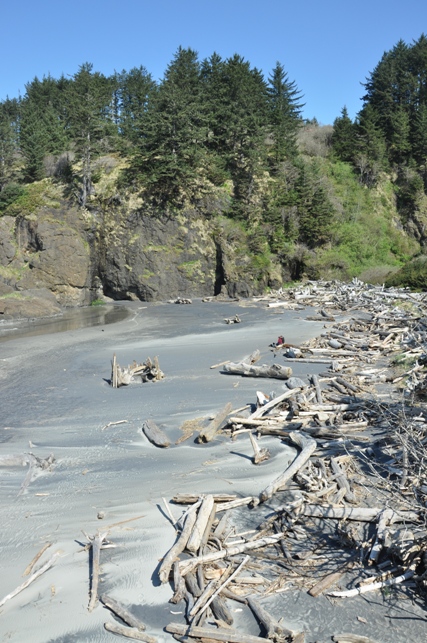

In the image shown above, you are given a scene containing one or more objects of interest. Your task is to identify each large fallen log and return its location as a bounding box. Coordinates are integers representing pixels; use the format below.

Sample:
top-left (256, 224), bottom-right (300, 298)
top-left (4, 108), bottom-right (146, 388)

top-left (287, 504), bottom-right (420, 523)
top-left (222, 362), bottom-right (292, 380)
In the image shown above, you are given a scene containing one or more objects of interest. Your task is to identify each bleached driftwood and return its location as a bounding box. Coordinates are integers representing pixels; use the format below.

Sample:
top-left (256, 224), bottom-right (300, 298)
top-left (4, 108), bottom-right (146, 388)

top-left (257, 432), bottom-right (317, 504)
top-left (166, 622), bottom-right (276, 643)
top-left (294, 504), bottom-right (419, 523)
top-left (190, 556), bottom-right (250, 621)
top-left (249, 432), bottom-right (271, 464)
top-left (0, 551), bottom-right (61, 608)
top-left (327, 568), bottom-right (415, 597)
top-left (197, 402), bottom-right (233, 443)
top-left (158, 500), bottom-right (202, 583)
top-left (88, 531), bottom-right (109, 612)
top-left (223, 362), bottom-right (292, 380)
top-left (178, 532), bottom-right (285, 576)
top-left (23, 542), bottom-right (52, 576)
top-left (186, 495), bottom-right (215, 553)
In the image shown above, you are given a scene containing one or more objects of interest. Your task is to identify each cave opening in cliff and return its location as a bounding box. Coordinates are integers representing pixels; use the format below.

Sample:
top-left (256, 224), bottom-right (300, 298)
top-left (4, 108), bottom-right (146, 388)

top-left (214, 243), bottom-right (226, 296)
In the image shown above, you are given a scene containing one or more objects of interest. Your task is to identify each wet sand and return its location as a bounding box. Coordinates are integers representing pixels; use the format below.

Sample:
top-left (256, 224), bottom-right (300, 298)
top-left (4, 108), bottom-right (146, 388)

top-left (0, 300), bottom-right (425, 642)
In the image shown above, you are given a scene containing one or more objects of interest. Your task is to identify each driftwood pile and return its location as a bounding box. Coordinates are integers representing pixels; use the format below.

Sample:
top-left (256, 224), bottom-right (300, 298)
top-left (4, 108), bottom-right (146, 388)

top-left (153, 280), bottom-right (427, 643)
top-left (111, 353), bottom-right (164, 388)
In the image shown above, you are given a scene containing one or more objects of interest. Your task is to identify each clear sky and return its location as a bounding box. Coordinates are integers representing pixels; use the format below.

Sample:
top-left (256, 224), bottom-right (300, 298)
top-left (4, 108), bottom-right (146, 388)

top-left (1, 0), bottom-right (425, 125)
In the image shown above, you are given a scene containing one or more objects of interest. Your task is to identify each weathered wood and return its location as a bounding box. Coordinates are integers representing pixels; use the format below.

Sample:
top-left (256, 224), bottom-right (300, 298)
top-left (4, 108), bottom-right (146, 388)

top-left (332, 635), bottom-right (380, 643)
top-left (223, 362), bottom-right (292, 380)
top-left (178, 533), bottom-right (285, 576)
top-left (170, 561), bottom-right (187, 604)
top-left (158, 500), bottom-right (201, 583)
top-left (215, 497), bottom-right (255, 512)
top-left (172, 493), bottom-right (238, 505)
top-left (23, 542), bottom-right (52, 576)
top-left (142, 419), bottom-right (171, 448)
top-left (368, 508), bottom-right (394, 565)
top-left (112, 352), bottom-right (117, 388)
top-left (330, 457), bottom-right (356, 503)
top-left (186, 495), bottom-right (215, 553)
top-left (185, 571), bottom-right (202, 598)
top-left (309, 373), bottom-right (323, 403)
top-left (166, 622), bottom-right (273, 643)
top-left (307, 570), bottom-right (346, 597)
top-left (88, 531), bottom-right (109, 612)
top-left (0, 551), bottom-right (61, 608)
top-left (296, 504), bottom-right (419, 522)
top-left (197, 403), bottom-right (233, 443)
top-left (243, 349), bottom-right (261, 364)
top-left (249, 432), bottom-right (271, 464)
top-left (250, 388), bottom-right (304, 420)
top-left (100, 594), bottom-right (147, 630)
top-left (104, 622), bottom-right (157, 642)
top-left (247, 596), bottom-right (294, 640)
top-left (190, 556), bottom-right (249, 621)
top-left (257, 432), bottom-right (317, 504)
top-left (328, 568), bottom-right (414, 597)
top-left (165, 623), bottom-right (266, 643)
top-left (211, 595), bottom-right (234, 626)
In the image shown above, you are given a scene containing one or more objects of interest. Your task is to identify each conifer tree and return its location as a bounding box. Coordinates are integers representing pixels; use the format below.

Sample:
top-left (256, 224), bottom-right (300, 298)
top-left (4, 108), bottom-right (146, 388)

top-left (0, 101), bottom-right (18, 190)
top-left (267, 62), bottom-right (304, 169)
top-left (115, 66), bottom-right (156, 145)
top-left (331, 106), bottom-right (355, 162)
top-left (130, 47), bottom-right (206, 206)
top-left (66, 63), bottom-right (114, 206)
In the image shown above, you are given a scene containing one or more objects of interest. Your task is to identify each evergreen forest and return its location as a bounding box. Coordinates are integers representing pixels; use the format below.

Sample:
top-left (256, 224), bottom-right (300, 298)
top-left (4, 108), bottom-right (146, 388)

top-left (2, 36), bottom-right (427, 288)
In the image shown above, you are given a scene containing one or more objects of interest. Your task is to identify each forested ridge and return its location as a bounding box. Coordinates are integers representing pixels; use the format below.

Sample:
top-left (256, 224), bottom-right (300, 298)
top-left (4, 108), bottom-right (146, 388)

top-left (1, 36), bottom-right (427, 292)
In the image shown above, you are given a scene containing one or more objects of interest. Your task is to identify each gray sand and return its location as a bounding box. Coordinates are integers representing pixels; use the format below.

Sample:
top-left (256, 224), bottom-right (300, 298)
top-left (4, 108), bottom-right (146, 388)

top-left (0, 300), bottom-right (425, 642)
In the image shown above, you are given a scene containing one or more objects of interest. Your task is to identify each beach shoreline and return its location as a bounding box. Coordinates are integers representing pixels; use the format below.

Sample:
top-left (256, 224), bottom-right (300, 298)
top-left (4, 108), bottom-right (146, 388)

top-left (0, 298), bottom-right (425, 643)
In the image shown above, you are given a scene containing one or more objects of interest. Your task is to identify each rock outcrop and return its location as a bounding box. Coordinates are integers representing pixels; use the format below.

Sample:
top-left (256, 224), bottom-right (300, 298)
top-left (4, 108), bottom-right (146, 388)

top-left (0, 184), bottom-right (285, 319)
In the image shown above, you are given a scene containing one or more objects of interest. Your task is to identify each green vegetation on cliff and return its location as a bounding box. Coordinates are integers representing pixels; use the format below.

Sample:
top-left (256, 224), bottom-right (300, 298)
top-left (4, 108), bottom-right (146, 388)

top-left (1, 36), bottom-right (427, 291)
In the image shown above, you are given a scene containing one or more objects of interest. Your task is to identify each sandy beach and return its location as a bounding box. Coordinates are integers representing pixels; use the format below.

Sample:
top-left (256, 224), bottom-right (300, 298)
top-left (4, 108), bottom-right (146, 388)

top-left (0, 299), bottom-right (426, 643)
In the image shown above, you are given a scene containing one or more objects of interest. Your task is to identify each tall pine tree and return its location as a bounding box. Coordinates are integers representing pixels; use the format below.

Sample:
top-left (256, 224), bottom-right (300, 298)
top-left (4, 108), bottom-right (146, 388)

top-left (66, 63), bottom-right (114, 207)
top-left (267, 62), bottom-right (304, 170)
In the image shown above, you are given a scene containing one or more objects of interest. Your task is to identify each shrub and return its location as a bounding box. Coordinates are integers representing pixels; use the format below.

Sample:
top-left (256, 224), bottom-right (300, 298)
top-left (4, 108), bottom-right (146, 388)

top-left (385, 255), bottom-right (427, 290)
top-left (0, 183), bottom-right (25, 212)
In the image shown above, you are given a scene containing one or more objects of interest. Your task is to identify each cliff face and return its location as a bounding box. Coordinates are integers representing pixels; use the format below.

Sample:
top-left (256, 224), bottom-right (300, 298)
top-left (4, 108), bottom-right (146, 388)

top-left (0, 190), bottom-right (283, 319)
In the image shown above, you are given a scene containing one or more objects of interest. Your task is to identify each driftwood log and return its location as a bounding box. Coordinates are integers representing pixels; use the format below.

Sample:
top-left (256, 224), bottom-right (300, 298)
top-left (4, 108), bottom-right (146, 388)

top-left (104, 622), bottom-right (157, 642)
top-left (223, 362), bottom-right (292, 379)
top-left (100, 594), bottom-right (147, 630)
top-left (0, 551), bottom-right (61, 608)
top-left (158, 500), bottom-right (202, 583)
top-left (197, 402), bottom-right (233, 443)
top-left (257, 432), bottom-right (317, 504)
top-left (166, 622), bottom-right (277, 643)
top-left (142, 419), bottom-right (171, 448)
top-left (111, 353), bottom-right (164, 387)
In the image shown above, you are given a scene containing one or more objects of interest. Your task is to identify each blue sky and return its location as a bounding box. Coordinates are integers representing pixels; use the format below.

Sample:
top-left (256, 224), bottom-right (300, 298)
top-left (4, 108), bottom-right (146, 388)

top-left (1, 0), bottom-right (425, 125)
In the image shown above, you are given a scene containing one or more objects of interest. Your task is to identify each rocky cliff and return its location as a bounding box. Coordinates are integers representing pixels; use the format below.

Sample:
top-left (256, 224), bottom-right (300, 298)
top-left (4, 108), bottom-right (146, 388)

top-left (0, 180), bottom-right (284, 319)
